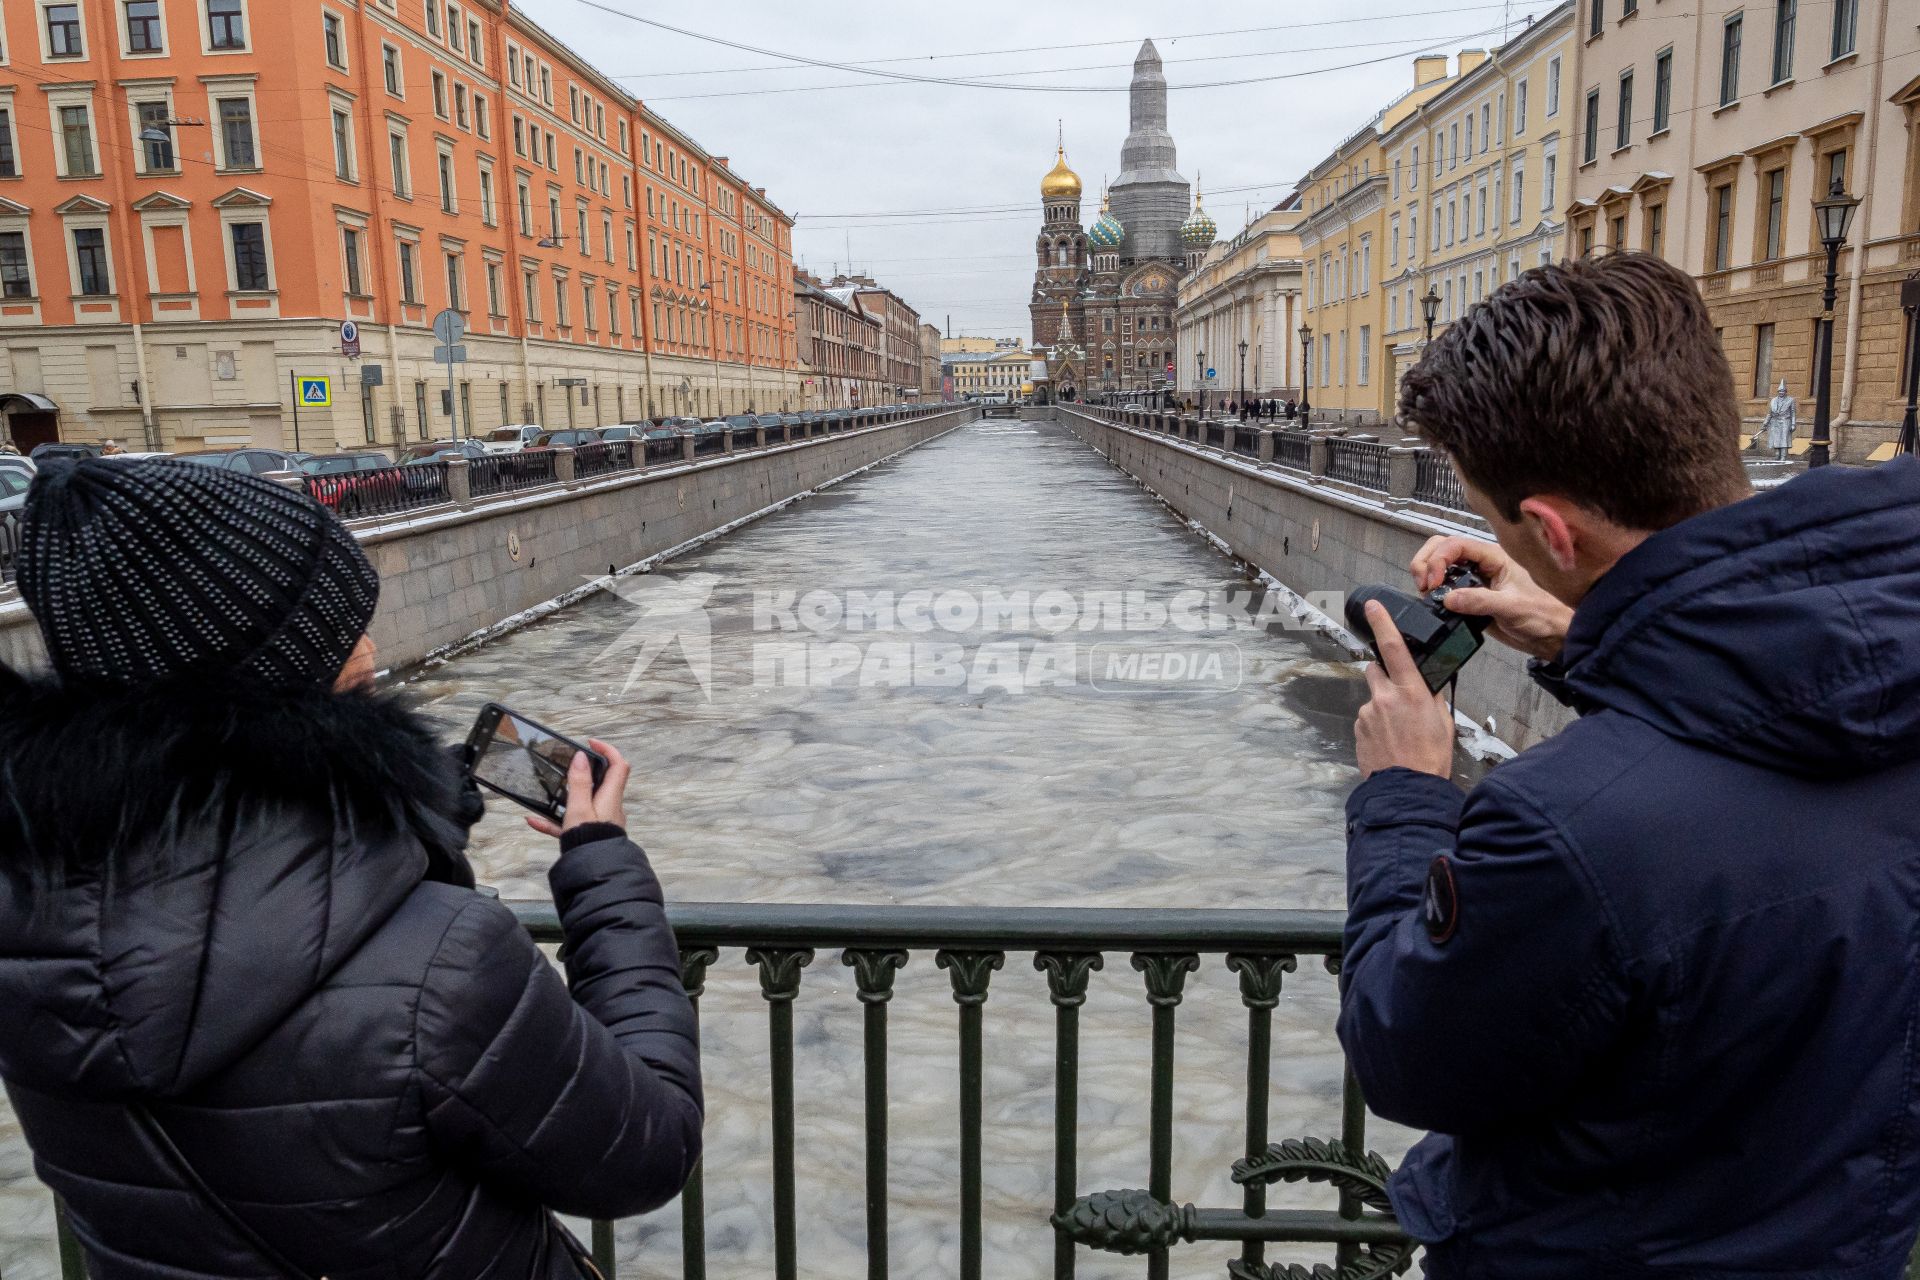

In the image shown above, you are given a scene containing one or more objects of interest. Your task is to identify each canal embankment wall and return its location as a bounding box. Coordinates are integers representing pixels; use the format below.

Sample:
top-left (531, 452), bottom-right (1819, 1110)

top-left (1052, 406), bottom-right (1576, 749)
top-left (0, 408), bottom-right (976, 676)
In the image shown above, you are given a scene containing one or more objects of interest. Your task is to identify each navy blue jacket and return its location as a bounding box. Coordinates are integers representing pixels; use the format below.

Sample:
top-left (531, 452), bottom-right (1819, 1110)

top-left (0, 675), bottom-right (702, 1278)
top-left (1340, 458), bottom-right (1920, 1277)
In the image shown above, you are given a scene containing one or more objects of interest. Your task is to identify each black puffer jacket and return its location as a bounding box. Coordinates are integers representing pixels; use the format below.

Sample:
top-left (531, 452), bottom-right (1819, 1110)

top-left (0, 671), bottom-right (702, 1278)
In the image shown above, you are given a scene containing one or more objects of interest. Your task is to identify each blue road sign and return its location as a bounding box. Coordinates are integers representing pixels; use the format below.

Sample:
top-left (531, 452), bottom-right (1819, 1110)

top-left (298, 377), bottom-right (332, 408)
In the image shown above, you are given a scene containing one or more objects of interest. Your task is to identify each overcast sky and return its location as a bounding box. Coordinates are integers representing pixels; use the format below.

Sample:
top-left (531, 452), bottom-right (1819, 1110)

top-left (521, 0), bottom-right (1540, 342)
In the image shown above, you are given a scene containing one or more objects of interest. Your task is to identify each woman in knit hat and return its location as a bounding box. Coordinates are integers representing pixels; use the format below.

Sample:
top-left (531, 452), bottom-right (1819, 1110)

top-left (0, 458), bottom-right (701, 1279)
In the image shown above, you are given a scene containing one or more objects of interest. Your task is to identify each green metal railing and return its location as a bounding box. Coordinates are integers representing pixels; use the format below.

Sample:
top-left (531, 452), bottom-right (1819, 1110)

top-left (40, 902), bottom-right (1409, 1280)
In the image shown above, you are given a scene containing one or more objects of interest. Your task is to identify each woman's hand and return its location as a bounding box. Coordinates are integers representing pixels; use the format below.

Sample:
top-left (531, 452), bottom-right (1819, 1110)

top-left (527, 739), bottom-right (630, 839)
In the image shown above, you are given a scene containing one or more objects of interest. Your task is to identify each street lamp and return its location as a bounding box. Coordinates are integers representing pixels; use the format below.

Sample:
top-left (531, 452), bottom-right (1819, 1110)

top-left (1238, 338), bottom-right (1249, 416)
top-left (1297, 324), bottom-right (1313, 429)
top-left (1421, 285), bottom-right (1442, 344)
top-left (1195, 349), bottom-right (1206, 418)
top-left (1810, 177), bottom-right (1860, 469)
top-left (1899, 272), bottom-right (1920, 458)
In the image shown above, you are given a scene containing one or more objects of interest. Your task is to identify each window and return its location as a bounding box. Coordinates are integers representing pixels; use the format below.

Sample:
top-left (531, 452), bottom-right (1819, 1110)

top-left (0, 233), bottom-right (31, 298)
top-left (444, 252), bottom-right (461, 309)
top-left (60, 106), bottom-right (96, 177)
top-left (323, 11), bottom-right (343, 67)
top-left (342, 226), bottom-right (363, 294)
top-left (446, 5), bottom-right (462, 51)
top-left (207, 0), bottom-right (245, 49)
top-left (1721, 14), bottom-right (1743, 106)
top-left (1543, 149), bottom-right (1557, 209)
top-left (523, 271), bottom-right (538, 321)
top-left (138, 101), bottom-right (174, 171)
top-left (0, 112), bottom-right (17, 178)
top-left (1610, 214), bottom-right (1626, 249)
top-left (230, 221), bottom-right (269, 290)
top-left (1830, 0), bottom-right (1858, 60)
top-left (438, 151), bottom-right (455, 213)
top-left (1515, 80), bottom-right (1529, 135)
top-left (415, 383), bottom-right (428, 438)
top-left (478, 165), bottom-right (494, 224)
top-left (475, 97), bottom-right (488, 139)
top-left (331, 107), bottom-right (354, 179)
top-left (1823, 148), bottom-right (1848, 200)
top-left (1617, 71), bottom-right (1634, 148)
top-left (517, 179), bottom-right (531, 234)
top-left (424, 0), bottom-right (439, 35)
top-left (1652, 48), bottom-right (1673, 133)
top-left (46, 4), bottom-right (83, 56)
top-left (1623, 0), bottom-right (1637, 13)
top-left (1410, 145), bottom-right (1419, 189)
top-left (1712, 182), bottom-right (1734, 270)
top-left (454, 83), bottom-right (468, 129)
top-left (1583, 89), bottom-right (1600, 163)
top-left (398, 240), bottom-right (419, 303)
top-left (1480, 105), bottom-right (1490, 151)
top-left (1358, 326), bottom-right (1371, 385)
top-left (388, 132), bottom-right (410, 197)
top-left (467, 18), bottom-right (481, 64)
top-left (1645, 202), bottom-right (1665, 257)
top-left (1547, 56), bottom-right (1562, 115)
top-left (1771, 0), bottom-right (1795, 84)
top-left (73, 228), bottom-right (109, 294)
top-left (383, 44), bottom-right (402, 95)
top-left (1512, 161), bottom-right (1526, 221)
top-left (219, 97), bottom-right (255, 167)
top-left (1466, 114), bottom-right (1475, 156)
top-left (1761, 167), bottom-right (1785, 259)
top-left (1752, 323), bottom-right (1775, 397)
top-left (554, 276), bottom-right (567, 326)
top-left (126, 0), bottom-right (162, 52)
top-left (1589, 0), bottom-right (1603, 38)
top-left (432, 72), bottom-right (448, 118)
top-left (486, 261), bottom-right (502, 315)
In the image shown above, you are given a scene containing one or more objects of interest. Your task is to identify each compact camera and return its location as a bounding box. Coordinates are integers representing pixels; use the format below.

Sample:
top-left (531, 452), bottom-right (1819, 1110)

top-left (1345, 564), bottom-right (1492, 694)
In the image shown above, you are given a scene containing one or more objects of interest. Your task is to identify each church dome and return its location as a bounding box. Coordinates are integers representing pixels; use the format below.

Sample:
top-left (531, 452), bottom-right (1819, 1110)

top-left (1089, 189), bottom-right (1125, 250)
top-left (1180, 190), bottom-right (1217, 248)
top-left (1042, 146), bottom-right (1083, 201)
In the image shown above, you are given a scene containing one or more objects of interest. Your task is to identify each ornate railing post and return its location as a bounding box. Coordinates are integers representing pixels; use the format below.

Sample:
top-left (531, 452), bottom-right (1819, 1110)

top-left (669, 946), bottom-right (720, 1280)
top-left (747, 947), bottom-right (815, 1280)
top-left (1226, 953), bottom-right (1299, 1271)
top-left (937, 949), bottom-right (1005, 1280)
top-left (844, 948), bottom-right (909, 1280)
top-left (1132, 952), bottom-right (1200, 1280)
top-left (1036, 952), bottom-right (1104, 1280)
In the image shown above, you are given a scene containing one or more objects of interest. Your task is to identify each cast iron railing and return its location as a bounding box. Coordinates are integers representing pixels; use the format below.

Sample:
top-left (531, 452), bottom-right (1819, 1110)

top-left (1413, 451), bottom-right (1468, 510)
top-left (1323, 439), bottom-right (1391, 492)
top-left (469, 449), bottom-right (561, 497)
top-left (643, 434), bottom-right (684, 465)
top-left (573, 441), bottom-right (638, 481)
top-left (304, 460), bottom-right (454, 519)
top-left (1273, 432), bottom-right (1312, 472)
top-left (1232, 427), bottom-right (1259, 458)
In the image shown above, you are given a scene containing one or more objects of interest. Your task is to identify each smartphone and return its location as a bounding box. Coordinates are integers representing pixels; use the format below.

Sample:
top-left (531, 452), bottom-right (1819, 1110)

top-left (463, 703), bottom-right (609, 823)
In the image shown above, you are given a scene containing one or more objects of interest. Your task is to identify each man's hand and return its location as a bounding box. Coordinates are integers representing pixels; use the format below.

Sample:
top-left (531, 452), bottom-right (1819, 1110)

top-left (1356, 601), bottom-right (1457, 780)
top-left (1410, 535), bottom-right (1573, 662)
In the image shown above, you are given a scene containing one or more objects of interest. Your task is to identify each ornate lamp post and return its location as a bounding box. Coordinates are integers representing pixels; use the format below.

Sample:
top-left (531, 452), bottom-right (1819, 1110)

top-left (1238, 338), bottom-right (1249, 416)
top-left (1297, 324), bottom-right (1313, 430)
top-left (1421, 285), bottom-right (1442, 344)
top-left (1810, 177), bottom-right (1861, 469)
top-left (1900, 272), bottom-right (1920, 458)
top-left (1195, 349), bottom-right (1206, 418)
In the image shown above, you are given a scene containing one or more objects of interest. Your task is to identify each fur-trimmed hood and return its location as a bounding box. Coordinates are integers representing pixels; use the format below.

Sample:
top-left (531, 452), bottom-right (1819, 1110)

top-left (0, 671), bottom-right (478, 1098)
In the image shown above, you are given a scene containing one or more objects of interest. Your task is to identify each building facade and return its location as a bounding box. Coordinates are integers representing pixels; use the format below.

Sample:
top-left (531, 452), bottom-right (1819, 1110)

top-left (1298, 55), bottom-right (1461, 423)
top-left (0, 0), bottom-right (799, 455)
top-left (823, 275), bottom-right (923, 403)
top-left (1382, 5), bottom-right (1576, 409)
top-left (943, 347), bottom-right (1031, 399)
top-left (794, 268), bottom-right (881, 409)
top-left (1174, 208), bottom-right (1305, 403)
top-left (1566, 0), bottom-right (1920, 458)
top-left (1029, 41), bottom-right (1196, 401)
top-left (918, 322), bottom-right (943, 398)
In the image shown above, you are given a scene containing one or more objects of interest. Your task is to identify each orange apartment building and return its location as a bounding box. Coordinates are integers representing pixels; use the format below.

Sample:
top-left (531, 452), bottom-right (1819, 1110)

top-left (0, 0), bottom-right (799, 455)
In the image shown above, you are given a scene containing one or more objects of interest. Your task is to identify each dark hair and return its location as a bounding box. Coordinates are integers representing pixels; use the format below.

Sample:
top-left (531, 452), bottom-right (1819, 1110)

top-left (1398, 253), bottom-right (1749, 530)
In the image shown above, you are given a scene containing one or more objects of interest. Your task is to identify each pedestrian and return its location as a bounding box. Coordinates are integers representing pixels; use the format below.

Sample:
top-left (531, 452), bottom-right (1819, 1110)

top-left (1763, 379), bottom-right (1797, 461)
top-left (1285, 398), bottom-right (1298, 422)
top-left (1346, 252), bottom-right (1920, 1276)
top-left (100, 439), bottom-right (124, 455)
top-left (0, 437), bottom-right (17, 455)
top-left (0, 459), bottom-right (703, 1278)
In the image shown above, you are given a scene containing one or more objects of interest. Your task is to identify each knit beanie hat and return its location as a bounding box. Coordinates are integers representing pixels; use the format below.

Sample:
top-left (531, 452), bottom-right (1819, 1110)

top-left (18, 458), bottom-right (380, 685)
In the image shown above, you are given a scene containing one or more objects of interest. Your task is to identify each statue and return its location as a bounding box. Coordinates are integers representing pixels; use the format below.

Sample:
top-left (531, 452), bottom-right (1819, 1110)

top-left (1764, 380), bottom-right (1797, 461)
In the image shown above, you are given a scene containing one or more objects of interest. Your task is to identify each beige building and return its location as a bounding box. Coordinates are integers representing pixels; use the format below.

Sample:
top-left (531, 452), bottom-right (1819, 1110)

top-left (1567, 0), bottom-right (1920, 458)
top-left (919, 323), bottom-right (944, 398)
top-left (1174, 208), bottom-right (1306, 403)
top-left (1298, 55), bottom-right (1462, 424)
top-left (944, 348), bottom-right (1031, 399)
top-left (1382, 5), bottom-right (1577, 408)
top-left (940, 335), bottom-right (1006, 355)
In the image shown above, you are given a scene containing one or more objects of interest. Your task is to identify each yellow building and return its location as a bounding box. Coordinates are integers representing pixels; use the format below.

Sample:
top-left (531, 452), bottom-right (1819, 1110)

top-left (1298, 55), bottom-right (1461, 424)
top-left (941, 336), bottom-right (1007, 356)
top-left (1382, 5), bottom-right (1577, 409)
top-left (1174, 209), bottom-right (1306, 401)
top-left (944, 348), bottom-right (1032, 399)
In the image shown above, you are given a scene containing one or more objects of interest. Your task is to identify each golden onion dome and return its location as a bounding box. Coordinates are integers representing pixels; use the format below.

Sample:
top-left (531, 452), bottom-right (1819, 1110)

top-left (1041, 146), bottom-right (1083, 201)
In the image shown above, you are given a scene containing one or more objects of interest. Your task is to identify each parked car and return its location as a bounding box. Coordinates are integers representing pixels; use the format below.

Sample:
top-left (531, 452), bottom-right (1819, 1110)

top-left (0, 462), bottom-right (28, 580)
top-left (0, 454), bottom-right (35, 485)
top-left (724, 414), bottom-right (758, 433)
top-left (597, 423), bottom-right (647, 443)
top-left (300, 452), bottom-right (391, 477)
top-left (28, 442), bottom-right (102, 463)
top-left (399, 440), bottom-right (488, 466)
top-left (481, 425), bottom-right (544, 455)
top-left (176, 448), bottom-right (310, 474)
top-left (529, 429), bottom-right (601, 450)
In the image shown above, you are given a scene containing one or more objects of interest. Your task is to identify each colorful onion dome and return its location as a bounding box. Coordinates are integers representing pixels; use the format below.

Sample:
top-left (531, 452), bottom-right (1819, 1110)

top-left (1180, 189), bottom-right (1218, 248)
top-left (1089, 189), bottom-right (1125, 250)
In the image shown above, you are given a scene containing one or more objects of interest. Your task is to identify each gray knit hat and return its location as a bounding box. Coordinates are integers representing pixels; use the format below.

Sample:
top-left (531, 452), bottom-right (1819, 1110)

top-left (18, 458), bottom-right (380, 685)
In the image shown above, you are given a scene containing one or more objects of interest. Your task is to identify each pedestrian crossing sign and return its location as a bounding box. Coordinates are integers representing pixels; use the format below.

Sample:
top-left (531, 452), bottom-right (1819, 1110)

top-left (298, 377), bottom-right (332, 408)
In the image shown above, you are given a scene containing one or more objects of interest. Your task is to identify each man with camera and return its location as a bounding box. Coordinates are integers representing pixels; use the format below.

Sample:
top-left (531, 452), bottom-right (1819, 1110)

top-left (1341, 253), bottom-right (1920, 1275)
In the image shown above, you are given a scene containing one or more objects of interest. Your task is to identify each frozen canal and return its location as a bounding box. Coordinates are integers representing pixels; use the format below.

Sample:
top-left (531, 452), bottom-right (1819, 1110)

top-left (0, 419), bottom-right (1425, 1278)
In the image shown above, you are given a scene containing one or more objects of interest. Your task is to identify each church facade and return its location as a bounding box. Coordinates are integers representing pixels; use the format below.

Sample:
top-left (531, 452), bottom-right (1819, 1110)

top-left (1030, 41), bottom-right (1216, 401)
